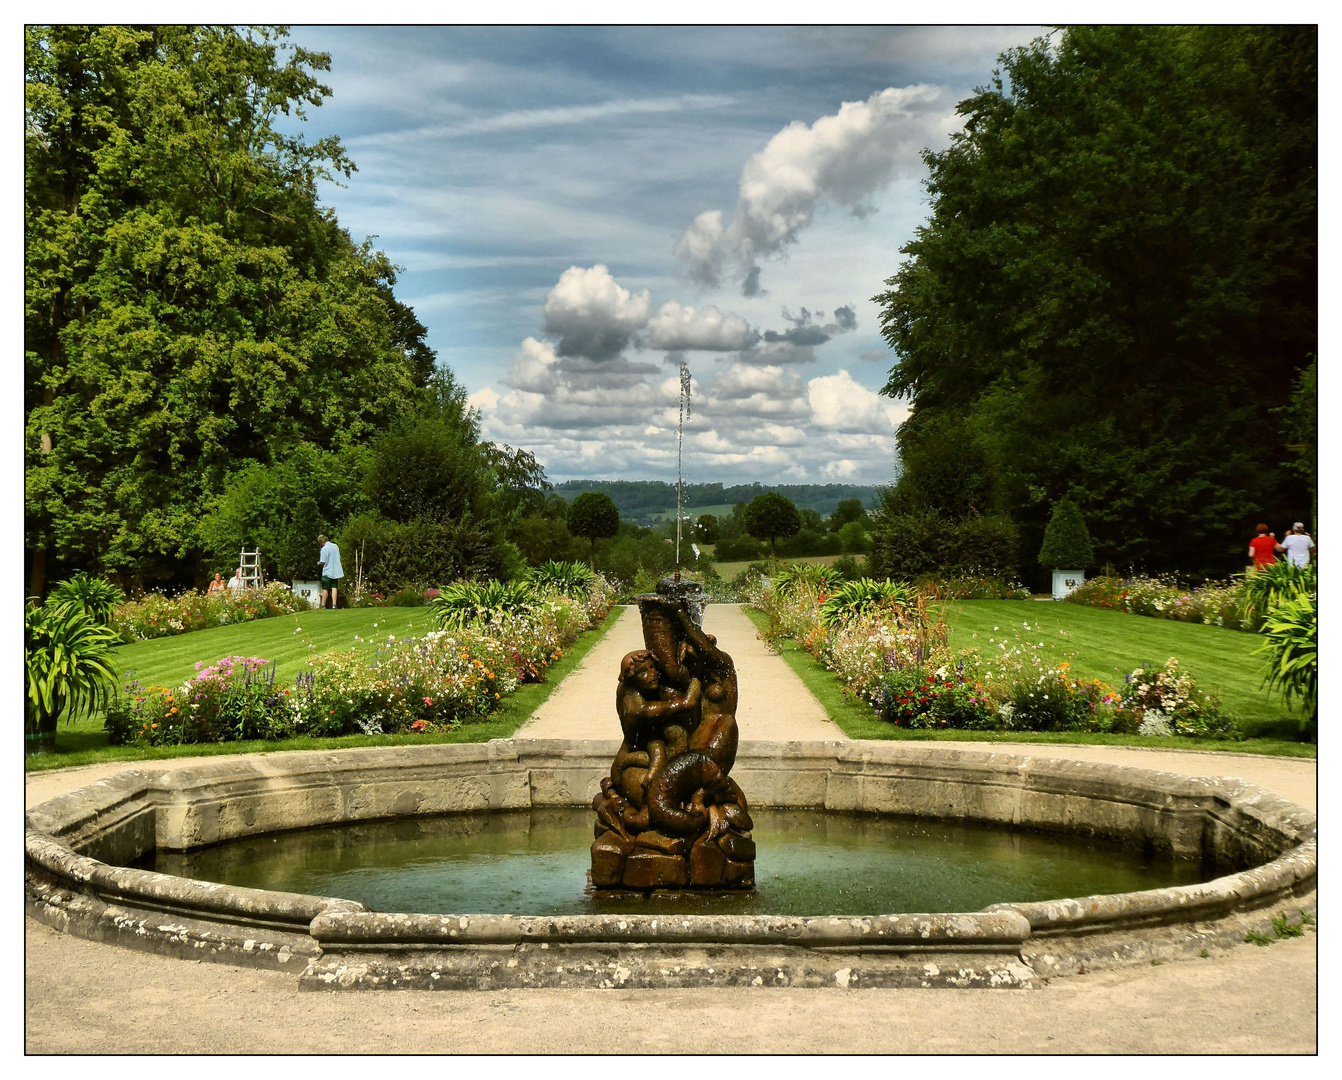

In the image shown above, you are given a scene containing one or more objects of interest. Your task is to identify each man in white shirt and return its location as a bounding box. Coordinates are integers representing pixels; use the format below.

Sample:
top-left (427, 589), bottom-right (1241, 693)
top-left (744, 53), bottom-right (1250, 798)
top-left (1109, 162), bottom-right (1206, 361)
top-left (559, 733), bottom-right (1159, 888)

top-left (1280, 523), bottom-right (1315, 568)
top-left (227, 567), bottom-right (243, 592)
top-left (318, 534), bottom-right (344, 609)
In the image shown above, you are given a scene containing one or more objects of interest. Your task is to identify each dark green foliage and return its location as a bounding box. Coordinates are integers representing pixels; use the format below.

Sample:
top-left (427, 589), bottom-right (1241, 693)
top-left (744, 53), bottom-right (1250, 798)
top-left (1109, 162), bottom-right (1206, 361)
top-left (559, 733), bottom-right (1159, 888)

top-left (713, 534), bottom-right (762, 562)
top-left (1038, 499), bottom-right (1094, 570)
top-left (199, 443), bottom-right (371, 583)
top-left (552, 480), bottom-right (878, 522)
top-left (868, 505), bottom-right (1020, 579)
top-left (567, 492), bottom-right (620, 564)
top-left (828, 499), bottom-right (869, 532)
top-left (875, 26), bottom-right (1316, 580)
top-left (25, 26), bottom-right (433, 595)
top-left (695, 514), bottom-right (720, 543)
top-left (744, 493), bottom-right (802, 557)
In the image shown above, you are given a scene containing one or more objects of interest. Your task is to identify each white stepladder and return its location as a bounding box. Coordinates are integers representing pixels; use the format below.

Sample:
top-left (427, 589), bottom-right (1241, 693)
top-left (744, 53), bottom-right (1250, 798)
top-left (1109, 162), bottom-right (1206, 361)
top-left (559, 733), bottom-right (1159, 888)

top-left (238, 549), bottom-right (264, 590)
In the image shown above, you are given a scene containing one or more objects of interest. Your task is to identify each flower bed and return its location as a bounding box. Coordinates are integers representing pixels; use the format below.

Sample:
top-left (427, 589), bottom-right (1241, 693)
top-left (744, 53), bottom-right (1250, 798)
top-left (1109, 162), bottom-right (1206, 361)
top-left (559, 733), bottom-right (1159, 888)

top-left (1065, 574), bottom-right (1253, 631)
top-left (751, 580), bottom-right (1236, 739)
top-left (112, 583), bottom-right (310, 642)
top-left (105, 575), bottom-right (617, 747)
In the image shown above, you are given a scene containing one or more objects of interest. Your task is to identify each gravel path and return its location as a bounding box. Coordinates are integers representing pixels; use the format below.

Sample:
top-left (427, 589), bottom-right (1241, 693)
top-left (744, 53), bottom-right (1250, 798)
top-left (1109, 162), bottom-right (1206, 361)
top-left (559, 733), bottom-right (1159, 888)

top-left (517, 603), bottom-right (844, 741)
top-left (24, 602), bottom-right (1317, 1054)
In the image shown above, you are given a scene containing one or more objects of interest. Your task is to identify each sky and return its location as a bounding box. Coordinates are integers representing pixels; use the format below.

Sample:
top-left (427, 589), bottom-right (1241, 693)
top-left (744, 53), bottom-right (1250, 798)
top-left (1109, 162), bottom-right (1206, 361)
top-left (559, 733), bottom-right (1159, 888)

top-left (282, 25), bottom-right (1052, 486)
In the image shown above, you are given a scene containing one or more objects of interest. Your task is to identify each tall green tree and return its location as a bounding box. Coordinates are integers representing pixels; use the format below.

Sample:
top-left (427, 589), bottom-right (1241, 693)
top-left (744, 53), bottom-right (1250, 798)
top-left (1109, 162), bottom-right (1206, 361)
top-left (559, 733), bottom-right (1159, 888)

top-left (744, 492), bottom-right (802, 558)
top-left (876, 26), bottom-right (1315, 579)
top-left (25, 25), bottom-right (432, 595)
top-left (567, 492), bottom-right (620, 567)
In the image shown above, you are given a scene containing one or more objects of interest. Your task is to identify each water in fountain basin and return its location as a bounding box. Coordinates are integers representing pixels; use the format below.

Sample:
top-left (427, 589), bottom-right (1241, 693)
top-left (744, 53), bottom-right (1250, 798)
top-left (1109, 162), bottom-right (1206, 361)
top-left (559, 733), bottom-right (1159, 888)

top-left (142, 807), bottom-right (1214, 917)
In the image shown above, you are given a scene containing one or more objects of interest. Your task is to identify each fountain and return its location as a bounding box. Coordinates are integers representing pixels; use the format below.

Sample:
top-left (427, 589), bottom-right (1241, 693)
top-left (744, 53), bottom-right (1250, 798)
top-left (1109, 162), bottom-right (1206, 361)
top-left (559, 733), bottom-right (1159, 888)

top-left (590, 578), bottom-right (755, 892)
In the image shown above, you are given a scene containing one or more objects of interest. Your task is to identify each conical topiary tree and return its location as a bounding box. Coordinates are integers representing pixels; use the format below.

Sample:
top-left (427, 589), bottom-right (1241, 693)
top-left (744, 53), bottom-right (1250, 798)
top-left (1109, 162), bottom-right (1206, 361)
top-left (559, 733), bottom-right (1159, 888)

top-left (1038, 498), bottom-right (1094, 570)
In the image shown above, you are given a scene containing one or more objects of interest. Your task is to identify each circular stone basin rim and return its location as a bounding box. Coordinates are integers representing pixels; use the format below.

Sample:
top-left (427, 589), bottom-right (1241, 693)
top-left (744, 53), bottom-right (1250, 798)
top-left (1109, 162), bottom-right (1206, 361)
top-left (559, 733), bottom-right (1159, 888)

top-left (24, 740), bottom-right (1317, 987)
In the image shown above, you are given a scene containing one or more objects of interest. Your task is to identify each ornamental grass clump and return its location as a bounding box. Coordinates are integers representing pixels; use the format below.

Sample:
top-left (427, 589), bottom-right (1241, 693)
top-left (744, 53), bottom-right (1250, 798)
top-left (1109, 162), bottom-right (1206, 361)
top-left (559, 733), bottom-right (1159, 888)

top-left (1257, 588), bottom-right (1316, 732)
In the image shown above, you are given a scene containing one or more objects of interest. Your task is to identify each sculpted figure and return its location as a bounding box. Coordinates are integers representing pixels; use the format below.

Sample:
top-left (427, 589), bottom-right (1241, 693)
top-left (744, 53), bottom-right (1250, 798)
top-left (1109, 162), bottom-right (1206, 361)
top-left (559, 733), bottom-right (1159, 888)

top-left (590, 580), bottom-right (755, 890)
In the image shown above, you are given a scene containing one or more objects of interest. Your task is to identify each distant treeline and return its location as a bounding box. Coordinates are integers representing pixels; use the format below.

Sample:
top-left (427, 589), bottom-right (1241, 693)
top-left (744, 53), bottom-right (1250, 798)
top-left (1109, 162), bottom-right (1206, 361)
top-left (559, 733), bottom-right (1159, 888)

top-left (551, 481), bottom-right (881, 521)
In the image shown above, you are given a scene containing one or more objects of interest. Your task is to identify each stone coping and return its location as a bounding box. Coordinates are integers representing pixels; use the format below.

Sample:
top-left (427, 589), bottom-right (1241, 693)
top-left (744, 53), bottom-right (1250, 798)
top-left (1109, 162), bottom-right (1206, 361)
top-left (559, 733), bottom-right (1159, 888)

top-left (24, 740), bottom-right (1317, 988)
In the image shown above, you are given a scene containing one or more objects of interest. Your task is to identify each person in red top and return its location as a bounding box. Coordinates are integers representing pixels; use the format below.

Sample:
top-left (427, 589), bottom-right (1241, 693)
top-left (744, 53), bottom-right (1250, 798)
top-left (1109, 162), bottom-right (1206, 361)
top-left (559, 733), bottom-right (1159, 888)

top-left (1248, 523), bottom-right (1283, 569)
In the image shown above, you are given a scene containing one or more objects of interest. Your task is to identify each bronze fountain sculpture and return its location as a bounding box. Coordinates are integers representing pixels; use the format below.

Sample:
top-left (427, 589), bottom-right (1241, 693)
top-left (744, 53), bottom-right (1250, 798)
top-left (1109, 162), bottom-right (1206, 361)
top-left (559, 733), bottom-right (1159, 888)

top-left (590, 578), bottom-right (756, 891)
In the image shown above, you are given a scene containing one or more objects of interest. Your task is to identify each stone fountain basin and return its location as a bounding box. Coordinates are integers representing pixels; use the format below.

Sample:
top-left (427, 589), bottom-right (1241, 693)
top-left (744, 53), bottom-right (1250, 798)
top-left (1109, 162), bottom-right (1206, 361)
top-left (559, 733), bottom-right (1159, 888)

top-left (25, 740), bottom-right (1316, 990)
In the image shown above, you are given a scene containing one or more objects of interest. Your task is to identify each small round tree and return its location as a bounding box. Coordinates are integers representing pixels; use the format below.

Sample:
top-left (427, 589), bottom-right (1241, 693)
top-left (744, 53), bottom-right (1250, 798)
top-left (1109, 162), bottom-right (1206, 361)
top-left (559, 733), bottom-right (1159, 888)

top-left (1038, 497), bottom-right (1094, 570)
top-left (567, 492), bottom-right (620, 567)
top-left (744, 492), bottom-right (802, 558)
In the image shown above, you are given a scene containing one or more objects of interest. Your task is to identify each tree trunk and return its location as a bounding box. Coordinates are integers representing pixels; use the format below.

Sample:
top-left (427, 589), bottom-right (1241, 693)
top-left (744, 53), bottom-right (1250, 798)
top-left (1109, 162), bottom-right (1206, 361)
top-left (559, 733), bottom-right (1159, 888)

top-left (29, 546), bottom-right (46, 599)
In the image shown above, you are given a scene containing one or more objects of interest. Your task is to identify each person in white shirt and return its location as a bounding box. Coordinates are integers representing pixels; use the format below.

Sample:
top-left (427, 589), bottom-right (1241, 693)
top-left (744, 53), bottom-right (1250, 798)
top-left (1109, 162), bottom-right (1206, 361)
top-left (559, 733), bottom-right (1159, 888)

top-left (318, 534), bottom-right (344, 609)
top-left (227, 567), bottom-right (244, 592)
top-left (1280, 523), bottom-right (1315, 568)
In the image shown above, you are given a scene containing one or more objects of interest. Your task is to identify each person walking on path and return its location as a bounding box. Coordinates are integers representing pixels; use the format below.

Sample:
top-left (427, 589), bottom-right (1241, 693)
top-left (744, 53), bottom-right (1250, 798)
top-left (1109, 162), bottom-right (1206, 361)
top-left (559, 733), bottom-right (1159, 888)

top-left (1281, 522), bottom-right (1315, 568)
top-left (318, 534), bottom-right (344, 609)
top-left (1248, 523), bottom-right (1283, 570)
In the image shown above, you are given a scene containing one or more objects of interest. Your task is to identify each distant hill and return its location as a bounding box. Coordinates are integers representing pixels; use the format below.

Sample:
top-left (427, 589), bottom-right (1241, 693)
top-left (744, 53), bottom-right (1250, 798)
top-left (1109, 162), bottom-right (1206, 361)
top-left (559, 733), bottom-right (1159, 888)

top-left (551, 480), bottom-right (883, 523)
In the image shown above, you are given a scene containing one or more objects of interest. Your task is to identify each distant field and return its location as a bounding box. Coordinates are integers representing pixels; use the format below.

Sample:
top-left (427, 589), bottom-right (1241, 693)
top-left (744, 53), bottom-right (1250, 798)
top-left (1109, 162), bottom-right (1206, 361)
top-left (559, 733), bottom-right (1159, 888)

top-left (649, 503), bottom-right (735, 522)
top-left (713, 553), bottom-right (867, 579)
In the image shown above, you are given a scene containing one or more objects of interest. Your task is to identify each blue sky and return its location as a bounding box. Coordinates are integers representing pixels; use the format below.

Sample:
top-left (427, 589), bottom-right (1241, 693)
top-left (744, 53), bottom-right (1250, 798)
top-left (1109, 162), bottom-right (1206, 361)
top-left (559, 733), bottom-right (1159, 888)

top-left (285, 25), bottom-right (1049, 485)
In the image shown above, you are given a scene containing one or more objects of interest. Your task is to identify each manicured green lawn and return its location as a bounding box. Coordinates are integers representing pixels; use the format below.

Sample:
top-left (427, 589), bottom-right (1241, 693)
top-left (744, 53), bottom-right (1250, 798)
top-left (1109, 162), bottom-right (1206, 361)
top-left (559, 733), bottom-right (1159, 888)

top-left (742, 604), bottom-right (1313, 757)
top-left (27, 606), bottom-right (622, 771)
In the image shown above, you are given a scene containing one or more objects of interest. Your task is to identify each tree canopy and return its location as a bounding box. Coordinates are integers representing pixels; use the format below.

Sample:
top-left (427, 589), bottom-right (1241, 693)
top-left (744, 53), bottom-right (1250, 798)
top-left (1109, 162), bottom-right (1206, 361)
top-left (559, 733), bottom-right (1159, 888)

top-left (744, 492), bottom-right (802, 557)
top-left (25, 25), bottom-right (435, 594)
top-left (567, 492), bottom-right (620, 565)
top-left (875, 26), bottom-right (1316, 580)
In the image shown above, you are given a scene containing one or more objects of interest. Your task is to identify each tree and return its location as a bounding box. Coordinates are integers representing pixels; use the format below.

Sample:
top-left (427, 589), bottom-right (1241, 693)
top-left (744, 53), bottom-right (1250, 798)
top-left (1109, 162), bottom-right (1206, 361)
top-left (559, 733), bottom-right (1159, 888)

top-left (1038, 499), bottom-right (1095, 571)
top-left (567, 492), bottom-right (620, 566)
top-left (25, 26), bottom-right (432, 595)
top-left (875, 26), bottom-right (1316, 580)
top-left (696, 514), bottom-right (720, 543)
top-left (744, 493), bottom-right (802, 558)
top-left (828, 499), bottom-right (869, 532)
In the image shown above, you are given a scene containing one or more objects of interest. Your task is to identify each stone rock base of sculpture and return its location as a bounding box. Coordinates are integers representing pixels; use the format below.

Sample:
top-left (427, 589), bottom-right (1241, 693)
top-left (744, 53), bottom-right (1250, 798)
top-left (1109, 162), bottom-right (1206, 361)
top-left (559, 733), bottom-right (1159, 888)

top-left (590, 828), bottom-right (756, 891)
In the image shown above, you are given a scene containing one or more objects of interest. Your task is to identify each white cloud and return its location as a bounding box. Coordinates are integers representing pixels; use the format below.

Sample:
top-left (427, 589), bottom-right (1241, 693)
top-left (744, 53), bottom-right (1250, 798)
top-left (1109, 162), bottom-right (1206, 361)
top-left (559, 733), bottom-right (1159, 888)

top-left (504, 337), bottom-right (561, 394)
top-left (645, 301), bottom-right (755, 351)
top-left (822, 459), bottom-right (859, 479)
top-left (350, 94), bottom-right (736, 145)
top-left (807, 369), bottom-right (907, 433)
top-left (674, 85), bottom-right (958, 292)
top-left (542, 264), bottom-right (651, 359)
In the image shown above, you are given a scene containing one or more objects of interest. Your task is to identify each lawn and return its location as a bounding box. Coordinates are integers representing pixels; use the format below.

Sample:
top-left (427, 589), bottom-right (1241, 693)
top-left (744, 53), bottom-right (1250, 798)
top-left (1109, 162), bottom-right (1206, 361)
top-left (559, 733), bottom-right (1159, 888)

top-left (712, 552), bottom-right (867, 581)
top-left (742, 602), bottom-right (1313, 757)
top-left (27, 606), bottom-right (622, 771)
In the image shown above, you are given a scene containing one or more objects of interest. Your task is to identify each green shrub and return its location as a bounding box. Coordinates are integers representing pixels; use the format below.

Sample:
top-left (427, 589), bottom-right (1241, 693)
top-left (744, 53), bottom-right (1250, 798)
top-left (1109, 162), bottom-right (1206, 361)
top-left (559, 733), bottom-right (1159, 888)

top-left (430, 579), bottom-right (535, 629)
top-left (819, 578), bottom-right (915, 628)
top-left (773, 562), bottom-right (844, 597)
top-left (1038, 498), bottom-right (1094, 570)
top-left (1257, 588), bottom-right (1316, 731)
top-left (914, 571), bottom-right (1031, 600)
top-left (868, 510), bottom-right (1019, 579)
top-left (47, 572), bottom-right (124, 625)
top-left (1241, 561), bottom-right (1316, 626)
top-left (25, 600), bottom-right (121, 751)
top-left (526, 559), bottom-right (593, 596)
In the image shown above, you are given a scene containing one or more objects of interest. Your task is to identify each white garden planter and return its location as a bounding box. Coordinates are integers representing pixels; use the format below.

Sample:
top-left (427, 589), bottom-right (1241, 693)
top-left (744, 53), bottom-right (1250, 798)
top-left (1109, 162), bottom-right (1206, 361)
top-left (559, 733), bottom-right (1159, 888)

top-left (1051, 570), bottom-right (1085, 600)
top-left (291, 580), bottom-right (321, 605)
